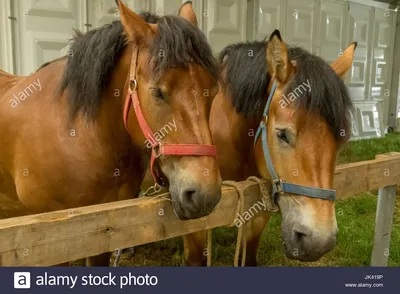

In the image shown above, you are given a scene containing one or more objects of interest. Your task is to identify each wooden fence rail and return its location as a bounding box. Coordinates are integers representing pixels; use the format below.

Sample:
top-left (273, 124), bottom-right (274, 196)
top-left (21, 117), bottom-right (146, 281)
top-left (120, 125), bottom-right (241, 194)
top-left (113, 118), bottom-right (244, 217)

top-left (0, 153), bottom-right (399, 266)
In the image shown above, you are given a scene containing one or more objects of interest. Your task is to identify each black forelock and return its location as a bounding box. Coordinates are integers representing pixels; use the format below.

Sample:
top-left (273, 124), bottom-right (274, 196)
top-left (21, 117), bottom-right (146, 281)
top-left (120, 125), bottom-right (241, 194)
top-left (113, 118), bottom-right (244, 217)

top-left (286, 46), bottom-right (354, 142)
top-left (144, 13), bottom-right (219, 83)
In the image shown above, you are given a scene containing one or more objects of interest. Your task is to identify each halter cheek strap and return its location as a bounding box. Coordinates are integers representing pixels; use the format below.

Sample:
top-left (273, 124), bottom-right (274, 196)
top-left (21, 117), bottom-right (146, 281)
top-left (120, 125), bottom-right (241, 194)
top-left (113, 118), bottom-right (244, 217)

top-left (123, 46), bottom-right (217, 185)
top-left (254, 81), bottom-right (336, 203)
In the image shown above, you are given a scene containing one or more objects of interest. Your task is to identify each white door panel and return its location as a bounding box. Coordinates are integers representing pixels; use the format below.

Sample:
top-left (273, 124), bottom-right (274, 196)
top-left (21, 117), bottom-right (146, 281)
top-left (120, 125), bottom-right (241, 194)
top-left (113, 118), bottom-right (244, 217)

top-left (370, 8), bottom-right (395, 127)
top-left (317, 0), bottom-right (348, 65)
top-left (285, 0), bottom-right (316, 52)
top-left (12, 0), bottom-right (86, 75)
top-left (152, 0), bottom-right (182, 15)
top-left (254, 0), bottom-right (283, 41)
top-left (88, 0), bottom-right (143, 29)
top-left (205, 0), bottom-right (246, 53)
top-left (0, 0), bottom-right (14, 73)
top-left (347, 3), bottom-right (373, 101)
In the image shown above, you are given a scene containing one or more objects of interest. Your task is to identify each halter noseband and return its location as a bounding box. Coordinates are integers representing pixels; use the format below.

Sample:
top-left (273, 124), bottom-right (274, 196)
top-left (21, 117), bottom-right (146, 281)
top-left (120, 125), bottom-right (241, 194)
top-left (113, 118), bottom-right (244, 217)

top-left (123, 46), bottom-right (217, 185)
top-left (254, 81), bottom-right (336, 203)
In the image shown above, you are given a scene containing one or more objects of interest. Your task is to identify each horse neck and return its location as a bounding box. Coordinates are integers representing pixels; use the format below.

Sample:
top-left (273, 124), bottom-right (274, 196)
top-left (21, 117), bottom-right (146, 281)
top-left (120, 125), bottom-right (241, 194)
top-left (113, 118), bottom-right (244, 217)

top-left (211, 92), bottom-right (260, 179)
top-left (94, 45), bottom-right (144, 157)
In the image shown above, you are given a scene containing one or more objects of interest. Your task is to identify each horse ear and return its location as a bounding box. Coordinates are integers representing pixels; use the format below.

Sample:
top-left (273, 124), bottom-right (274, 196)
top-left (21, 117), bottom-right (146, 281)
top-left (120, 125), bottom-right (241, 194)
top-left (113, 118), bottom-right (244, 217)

top-left (178, 1), bottom-right (198, 26)
top-left (331, 42), bottom-right (357, 78)
top-left (266, 30), bottom-right (293, 84)
top-left (116, 0), bottom-right (156, 42)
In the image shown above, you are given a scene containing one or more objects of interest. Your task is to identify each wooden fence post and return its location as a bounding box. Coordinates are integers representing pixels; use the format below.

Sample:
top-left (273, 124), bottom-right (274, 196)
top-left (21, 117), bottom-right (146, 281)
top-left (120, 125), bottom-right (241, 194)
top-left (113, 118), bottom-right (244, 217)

top-left (370, 184), bottom-right (397, 266)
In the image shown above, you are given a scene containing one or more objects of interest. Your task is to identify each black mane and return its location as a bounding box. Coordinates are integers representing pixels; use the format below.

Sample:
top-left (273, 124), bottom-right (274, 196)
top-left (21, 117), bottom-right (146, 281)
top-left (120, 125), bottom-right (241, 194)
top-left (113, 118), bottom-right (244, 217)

top-left (58, 12), bottom-right (219, 120)
top-left (220, 40), bottom-right (353, 142)
top-left (219, 40), bottom-right (270, 116)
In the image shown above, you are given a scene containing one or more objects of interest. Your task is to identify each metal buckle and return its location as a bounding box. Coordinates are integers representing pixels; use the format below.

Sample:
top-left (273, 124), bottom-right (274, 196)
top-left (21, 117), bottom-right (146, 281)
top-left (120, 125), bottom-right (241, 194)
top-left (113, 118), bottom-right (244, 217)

top-left (273, 178), bottom-right (283, 194)
top-left (259, 114), bottom-right (268, 129)
top-left (129, 79), bottom-right (137, 93)
top-left (153, 143), bottom-right (162, 158)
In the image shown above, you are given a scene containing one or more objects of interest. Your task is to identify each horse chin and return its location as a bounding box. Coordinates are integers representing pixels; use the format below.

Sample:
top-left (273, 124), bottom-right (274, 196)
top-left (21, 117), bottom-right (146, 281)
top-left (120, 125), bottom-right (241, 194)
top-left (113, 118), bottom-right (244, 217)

top-left (282, 240), bottom-right (324, 262)
top-left (278, 196), bottom-right (337, 262)
top-left (281, 223), bottom-right (337, 262)
top-left (171, 200), bottom-right (189, 220)
top-left (169, 189), bottom-right (215, 220)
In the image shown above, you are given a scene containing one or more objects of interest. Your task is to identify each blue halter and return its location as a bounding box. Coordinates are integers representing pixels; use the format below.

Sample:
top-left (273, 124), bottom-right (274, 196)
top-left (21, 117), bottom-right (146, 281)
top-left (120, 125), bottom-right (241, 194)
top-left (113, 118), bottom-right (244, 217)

top-left (254, 81), bottom-right (336, 203)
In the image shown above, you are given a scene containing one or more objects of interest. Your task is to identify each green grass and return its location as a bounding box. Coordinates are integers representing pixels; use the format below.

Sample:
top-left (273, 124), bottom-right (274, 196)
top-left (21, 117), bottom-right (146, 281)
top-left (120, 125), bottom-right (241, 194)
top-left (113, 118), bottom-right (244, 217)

top-left (337, 133), bottom-right (400, 164)
top-left (120, 133), bottom-right (400, 266)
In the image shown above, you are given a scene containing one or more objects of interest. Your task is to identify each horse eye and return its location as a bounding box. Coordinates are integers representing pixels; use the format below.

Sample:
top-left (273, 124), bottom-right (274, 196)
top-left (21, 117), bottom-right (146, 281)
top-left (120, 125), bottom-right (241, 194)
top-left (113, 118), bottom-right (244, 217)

top-left (152, 88), bottom-right (164, 100)
top-left (277, 130), bottom-right (289, 143)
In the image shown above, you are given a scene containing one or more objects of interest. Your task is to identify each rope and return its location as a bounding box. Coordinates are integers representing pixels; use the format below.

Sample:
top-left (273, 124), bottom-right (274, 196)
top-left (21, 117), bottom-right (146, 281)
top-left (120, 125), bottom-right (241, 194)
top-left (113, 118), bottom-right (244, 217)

top-left (207, 229), bottom-right (212, 266)
top-left (247, 176), bottom-right (279, 213)
top-left (113, 250), bottom-right (122, 267)
top-left (206, 177), bottom-right (277, 267)
top-left (225, 181), bottom-right (247, 267)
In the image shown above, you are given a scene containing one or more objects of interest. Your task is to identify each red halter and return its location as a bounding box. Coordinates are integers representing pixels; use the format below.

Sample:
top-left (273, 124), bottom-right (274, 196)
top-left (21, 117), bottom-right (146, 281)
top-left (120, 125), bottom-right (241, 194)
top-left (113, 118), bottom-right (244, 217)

top-left (123, 46), bottom-right (217, 185)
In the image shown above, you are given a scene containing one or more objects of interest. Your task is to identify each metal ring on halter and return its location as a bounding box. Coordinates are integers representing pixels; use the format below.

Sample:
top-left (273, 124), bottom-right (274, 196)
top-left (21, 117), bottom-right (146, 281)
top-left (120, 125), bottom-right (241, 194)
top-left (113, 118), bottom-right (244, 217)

top-left (129, 79), bottom-right (137, 93)
top-left (273, 178), bottom-right (283, 194)
top-left (153, 143), bottom-right (163, 158)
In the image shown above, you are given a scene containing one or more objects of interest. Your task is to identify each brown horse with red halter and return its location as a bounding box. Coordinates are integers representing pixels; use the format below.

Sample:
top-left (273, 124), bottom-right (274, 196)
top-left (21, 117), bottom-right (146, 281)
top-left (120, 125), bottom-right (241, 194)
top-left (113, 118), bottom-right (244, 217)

top-left (180, 31), bottom-right (357, 266)
top-left (0, 1), bottom-right (221, 266)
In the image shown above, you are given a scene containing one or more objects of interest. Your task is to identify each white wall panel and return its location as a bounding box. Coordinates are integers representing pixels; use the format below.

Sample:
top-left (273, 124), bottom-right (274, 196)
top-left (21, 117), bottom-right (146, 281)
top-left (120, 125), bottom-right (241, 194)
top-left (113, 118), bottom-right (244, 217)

top-left (347, 3), bottom-right (374, 101)
top-left (252, 0), bottom-right (284, 41)
top-left (0, 0), bottom-right (14, 74)
top-left (317, 0), bottom-right (348, 65)
top-left (388, 12), bottom-right (400, 128)
top-left (204, 0), bottom-right (247, 53)
top-left (87, 0), bottom-right (202, 30)
top-left (285, 0), bottom-right (316, 52)
top-left (152, 0), bottom-right (182, 15)
top-left (11, 0), bottom-right (86, 75)
top-left (370, 8), bottom-right (396, 127)
top-left (88, 0), bottom-right (142, 29)
top-left (351, 100), bottom-right (385, 139)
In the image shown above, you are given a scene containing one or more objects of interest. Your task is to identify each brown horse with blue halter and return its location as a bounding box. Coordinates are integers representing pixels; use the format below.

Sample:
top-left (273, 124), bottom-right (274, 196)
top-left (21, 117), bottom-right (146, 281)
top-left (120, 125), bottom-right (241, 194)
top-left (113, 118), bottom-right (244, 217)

top-left (181, 29), bottom-right (356, 265)
top-left (254, 79), bottom-right (336, 203)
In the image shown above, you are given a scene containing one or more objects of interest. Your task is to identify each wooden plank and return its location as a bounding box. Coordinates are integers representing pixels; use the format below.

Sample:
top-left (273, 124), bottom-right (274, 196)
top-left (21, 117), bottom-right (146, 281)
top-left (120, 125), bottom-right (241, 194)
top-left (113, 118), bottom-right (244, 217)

top-left (375, 152), bottom-right (400, 159)
top-left (370, 185), bottom-right (397, 266)
top-left (0, 181), bottom-right (262, 266)
top-left (0, 152), bottom-right (399, 266)
top-left (333, 153), bottom-right (400, 198)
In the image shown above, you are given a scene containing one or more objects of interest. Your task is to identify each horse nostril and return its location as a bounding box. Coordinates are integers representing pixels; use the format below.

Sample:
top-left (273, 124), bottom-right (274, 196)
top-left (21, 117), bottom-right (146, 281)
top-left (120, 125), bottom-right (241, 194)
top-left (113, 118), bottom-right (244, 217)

top-left (178, 184), bottom-right (221, 217)
top-left (182, 189), bottom-right (196, 203)
top-left (293, 225), bottom-right (312, 244)
top-left (180, 188), bottom-right (200, 209)
top-left (294, 230), bottom-right (308, 243)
